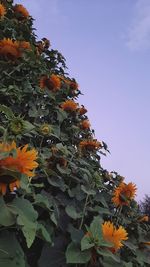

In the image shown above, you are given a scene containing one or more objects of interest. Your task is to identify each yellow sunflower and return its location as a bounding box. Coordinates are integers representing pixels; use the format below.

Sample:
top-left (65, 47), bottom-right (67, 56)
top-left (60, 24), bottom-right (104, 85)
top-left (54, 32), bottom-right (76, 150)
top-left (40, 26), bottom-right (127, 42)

top-left (14, 4), bottom-right (29, 19)
top-left (0, 3), bottom-right (6, 19)
top-left (102, 221), bottom-right (128, 253)
top-left (40, 74), bottom-right (60, 92)
top-left (0, 141), bottom-right (38, 195)
top-left (79, 139), bottom-right (102, 151)
top-left (0, 38), bottom-right (21, 60)
top-left (60, 100), bottom-right (78, 112)
top-left (112, 182), bottom-right (137, 207)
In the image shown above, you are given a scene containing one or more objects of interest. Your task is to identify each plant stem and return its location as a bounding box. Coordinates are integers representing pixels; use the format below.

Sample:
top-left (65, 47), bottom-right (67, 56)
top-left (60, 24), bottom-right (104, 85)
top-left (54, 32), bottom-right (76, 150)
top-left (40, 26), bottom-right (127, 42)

top-left (79, 194), bottom-right (89, 230)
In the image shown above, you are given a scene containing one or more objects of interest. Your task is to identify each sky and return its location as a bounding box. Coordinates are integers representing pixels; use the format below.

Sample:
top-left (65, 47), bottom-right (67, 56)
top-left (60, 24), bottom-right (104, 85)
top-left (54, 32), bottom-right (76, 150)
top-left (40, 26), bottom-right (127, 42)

top-left (14, 0), bottom-right (150, 200)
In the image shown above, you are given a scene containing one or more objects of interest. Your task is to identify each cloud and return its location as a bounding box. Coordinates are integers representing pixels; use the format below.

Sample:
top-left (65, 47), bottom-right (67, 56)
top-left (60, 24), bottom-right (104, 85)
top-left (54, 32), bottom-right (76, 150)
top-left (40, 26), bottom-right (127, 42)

top-left (126, 0), bottom-right (150, 51)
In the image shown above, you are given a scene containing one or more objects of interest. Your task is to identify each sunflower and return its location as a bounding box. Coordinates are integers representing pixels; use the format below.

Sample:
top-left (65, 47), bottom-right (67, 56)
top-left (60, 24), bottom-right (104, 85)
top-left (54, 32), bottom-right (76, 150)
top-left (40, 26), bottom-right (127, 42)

top-left (40, 74), bottom-right (60, 92)
top-left (60, 100), bottom-right (78, 112)
top-left (80, 119), bottom-right (90, 130)
top-left (112, 182), bottom-right (137, 207)
top-left (70, 81), bottom-right (78, 90)
top-left (0, 38), bottom-right (21, 60)
top-left (78, 105), bottom-right (87, 115)
top-left (0, 3), bottom-right (6, 19)
top-left (138, 215), bottom-right (149, 222)
top-left (0, 141), bottom-right (38, 195)
top-left (102, 221), bottom-right (128, 252)
top-left (79, 139), bottom-right (102, 151)
top-left (14, 4), bottom-right (29, 19)
top-left (19, 41), bottom-right (31, 50)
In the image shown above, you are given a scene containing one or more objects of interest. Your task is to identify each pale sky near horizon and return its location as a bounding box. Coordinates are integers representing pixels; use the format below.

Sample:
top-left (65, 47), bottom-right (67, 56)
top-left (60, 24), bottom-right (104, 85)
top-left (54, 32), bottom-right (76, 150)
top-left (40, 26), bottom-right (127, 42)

top-left (14, 0), bottom-right (150, 200)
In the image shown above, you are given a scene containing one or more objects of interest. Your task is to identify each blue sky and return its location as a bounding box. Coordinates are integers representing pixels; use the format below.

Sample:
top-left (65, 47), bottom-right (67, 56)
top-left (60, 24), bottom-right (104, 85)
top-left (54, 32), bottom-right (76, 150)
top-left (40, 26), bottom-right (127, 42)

top-left (15, 0), bottom-right (150, 200)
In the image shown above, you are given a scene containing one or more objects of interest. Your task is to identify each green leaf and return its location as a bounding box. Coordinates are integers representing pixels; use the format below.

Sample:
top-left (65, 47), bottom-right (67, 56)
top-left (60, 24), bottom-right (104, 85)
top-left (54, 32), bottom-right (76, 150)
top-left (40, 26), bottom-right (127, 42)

top-left (81, 235), bottom-right (95, 251)
top-left (81, 185), bottom-right (96, 196)
top-left (66, 242), bottom-right (91, 264)
top-left (68, 224), bottom-right (84, 244)
top-left (34, 193), bottom-right (51, 210)
top-left (0, 197), bottom-right (16, 226)
top-left (0, 231), bottom-right (25, 267)
top-left (8, 198), bottom-right (38, 248)
top-left (0, 104), bottom-right (14, 119)
top-left (90, 216), bottom-right (103, 243)
top-left (37, 223), bottom-right (52, 243)
top-left (97, 248), bottom-right (120, 262)
top-left (65, 205), bottom-right (82, 219)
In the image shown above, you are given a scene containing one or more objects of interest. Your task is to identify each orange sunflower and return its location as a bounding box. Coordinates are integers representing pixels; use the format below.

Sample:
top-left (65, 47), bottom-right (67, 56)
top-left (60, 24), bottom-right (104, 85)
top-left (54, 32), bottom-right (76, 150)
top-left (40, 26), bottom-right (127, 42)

top-left (70, 81), bottom-right (79, 90)
top-left (112, 182), bottom-right (137, 207)
top-left (60, 100), bottom-right (78, 112)
top-left (19, 41), bottom-right (31, 50)
top-left (0, 3), bottom-right (6, 19)
top-left (78, 105), bottom-right (87, 115)
top-left (80, 119), bottom-right (90, 130)
top-left (79, 139), bottom-right (102, 151)
top-left (102, 221), bottom-right (128, 253)
top-left (40, 74), bottom-right (61, 92)
top-left (0, 38), bottom-right (21, 60)
top-left (14, 4), bottom-right (29, 19)
top-left (0, 141), bottom-right (38, 195)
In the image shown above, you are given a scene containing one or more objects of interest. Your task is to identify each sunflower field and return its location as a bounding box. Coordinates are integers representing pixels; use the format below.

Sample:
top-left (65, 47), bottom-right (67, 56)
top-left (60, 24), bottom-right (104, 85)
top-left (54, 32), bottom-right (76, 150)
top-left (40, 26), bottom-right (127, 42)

top-left (0, 1), bottom-right (150, 266)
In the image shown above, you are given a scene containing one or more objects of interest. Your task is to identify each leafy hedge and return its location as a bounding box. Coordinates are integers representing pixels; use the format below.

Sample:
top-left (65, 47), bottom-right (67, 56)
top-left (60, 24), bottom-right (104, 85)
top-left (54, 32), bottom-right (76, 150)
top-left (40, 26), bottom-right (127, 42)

top-left (0, 1), bottom-right (149, 267)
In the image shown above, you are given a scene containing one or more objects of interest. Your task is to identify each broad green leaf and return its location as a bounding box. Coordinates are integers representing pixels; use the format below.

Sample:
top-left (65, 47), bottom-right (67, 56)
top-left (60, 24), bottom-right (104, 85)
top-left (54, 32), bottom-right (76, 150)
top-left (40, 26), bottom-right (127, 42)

top-left (37, 223), bottom-right (52, 243)
top-left (65, 205), bottom-right (81, 219)
top-left (0, 197), bottom-right (16, 226)
top-left (81, 235), bottom-right (95, 251)
top-left (8, 198), bottom-right (38, 248)
top-left (66, 242), bottom-right (91, 264)
top-left (0, 231), bottom-right (25, 267)
top-left (68, 224), bottom-right (84, 244)
top-left (0, 104), bottom-right (14, 119)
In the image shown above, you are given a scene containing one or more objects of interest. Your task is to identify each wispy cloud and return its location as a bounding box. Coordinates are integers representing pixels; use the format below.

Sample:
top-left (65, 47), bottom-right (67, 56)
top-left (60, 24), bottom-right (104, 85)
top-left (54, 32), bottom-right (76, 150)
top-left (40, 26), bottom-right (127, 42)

top-left (126, 0), bottom-right (150, 51)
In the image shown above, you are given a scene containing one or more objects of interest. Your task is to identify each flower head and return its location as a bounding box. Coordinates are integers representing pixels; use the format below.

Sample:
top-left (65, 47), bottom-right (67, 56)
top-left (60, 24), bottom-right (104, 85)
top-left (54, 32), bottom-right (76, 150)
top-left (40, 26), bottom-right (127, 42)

top-left (0, 38), bottom-right (20, 60)
top-left (0, 141), bottom-right (38, 195)
top-left (112, 182), bottom-right (137, 207)
top-left (40, 124), bottom-right (52, 135)
top-left (14, 4), bottom-right (29, 19)
top-left (102, 221), bottom-right (128, 252)
top-left (0, 3), bottom-right (6, 19)
top-left (19, 41), bottom-right (31, 50)
top-left (79, 139), bottom-right (102, 151)
top-left (138, 215), bottom-right (149, 222)
top-left (70, 81), bottom-right (78, 90)
top-left (80, 119), bottom-right (90, 130)
top-left (60, 100), bottom-right (78, 112)
top-left (40, 74), bottom-right (60, 92)
top-left (78, 105), bottom-right (87, 115)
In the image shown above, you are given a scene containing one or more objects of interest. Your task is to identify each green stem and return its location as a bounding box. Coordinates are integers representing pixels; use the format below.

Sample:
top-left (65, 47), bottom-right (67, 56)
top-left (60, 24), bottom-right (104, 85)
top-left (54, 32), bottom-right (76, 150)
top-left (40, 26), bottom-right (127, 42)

top-left (79, 194), bottom-right (89, 230)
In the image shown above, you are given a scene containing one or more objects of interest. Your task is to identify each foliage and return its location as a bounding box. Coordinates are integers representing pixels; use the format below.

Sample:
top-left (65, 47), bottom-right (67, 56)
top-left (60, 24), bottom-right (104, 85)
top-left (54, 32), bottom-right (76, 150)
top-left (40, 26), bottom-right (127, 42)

top-left (139, 195), bottom-right (150, 217)
top-left (0, 1), bottom-right (149, 266)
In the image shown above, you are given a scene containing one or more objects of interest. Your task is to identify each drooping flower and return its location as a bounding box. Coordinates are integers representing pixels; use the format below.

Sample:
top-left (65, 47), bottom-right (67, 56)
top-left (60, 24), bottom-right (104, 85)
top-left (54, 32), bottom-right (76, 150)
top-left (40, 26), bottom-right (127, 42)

top-left (0, 38), bottom-right (20, 60)
top-left (0, 141), bottom-right (38, 194)
top-left (102, 221), bottom-right (128, 252)
top-left (60, 100), bottom-right (78, 112)
top-left (40, 74), bottom-right (61, 92)
top-left (80, 119), bottom-right (91, 130)
top-left (138, 215), bottom-right (149, 222)
top-left (14, 4), bottom-right (29, 19)
top-left (112, 182), bottom-right (137, 207)
top-left (79, 139), bottom-right (102, 151)
top-left (78, 105), bottom-right (87, 115)
top-left (0, 3), bottom-right (6, 19)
